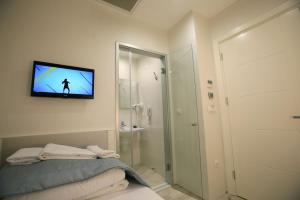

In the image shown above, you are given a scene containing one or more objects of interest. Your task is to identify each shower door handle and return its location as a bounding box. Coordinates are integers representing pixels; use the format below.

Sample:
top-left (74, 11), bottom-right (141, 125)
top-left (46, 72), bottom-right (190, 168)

top-left (191, 123), bottom-right (198, 126)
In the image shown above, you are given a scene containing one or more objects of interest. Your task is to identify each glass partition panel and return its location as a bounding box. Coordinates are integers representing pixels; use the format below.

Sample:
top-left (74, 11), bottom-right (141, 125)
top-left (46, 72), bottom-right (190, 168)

top-left (118, 48), bottom-right (132, 166)
top-left (169, 46), bottom-right (203, 197)
top-left (118, 46), bottom-right (169, 188)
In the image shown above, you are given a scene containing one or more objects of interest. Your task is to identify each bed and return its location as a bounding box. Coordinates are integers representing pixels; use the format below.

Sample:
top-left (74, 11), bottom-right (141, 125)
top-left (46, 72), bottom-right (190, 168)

top-left (0, 131), bottom-right (165, 200)
top-left (95, 183), bottom-right (164, 200)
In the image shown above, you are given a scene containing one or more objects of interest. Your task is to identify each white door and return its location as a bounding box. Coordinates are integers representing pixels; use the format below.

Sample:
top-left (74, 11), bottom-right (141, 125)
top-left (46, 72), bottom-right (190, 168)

top-left (220, 7), bottom-right (300, 200)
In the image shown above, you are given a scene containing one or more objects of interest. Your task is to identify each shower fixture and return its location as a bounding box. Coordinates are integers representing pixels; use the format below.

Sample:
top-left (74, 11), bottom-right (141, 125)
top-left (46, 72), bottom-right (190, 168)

top-left (153, 72), bottom-right (158, 81)
top-left (131, 103), bottom-right (144, 110)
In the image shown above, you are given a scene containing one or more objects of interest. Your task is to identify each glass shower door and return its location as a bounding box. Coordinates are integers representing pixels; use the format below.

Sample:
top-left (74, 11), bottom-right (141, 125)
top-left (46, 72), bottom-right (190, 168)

top-left (130, 51), bottom-right (166, 188)
top-left (118, 48), bottom-right (133, 166)
top-left (118, 46), bottom-right (169, 189)
top-left (170, 46), bottom-right (203, 197)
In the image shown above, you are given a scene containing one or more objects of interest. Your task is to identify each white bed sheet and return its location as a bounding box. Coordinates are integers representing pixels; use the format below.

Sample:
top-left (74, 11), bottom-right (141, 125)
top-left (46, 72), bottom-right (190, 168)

top-left (94, 183), bottom-right (164, 200)
top-left (5, 169), bottom-right (125, 200)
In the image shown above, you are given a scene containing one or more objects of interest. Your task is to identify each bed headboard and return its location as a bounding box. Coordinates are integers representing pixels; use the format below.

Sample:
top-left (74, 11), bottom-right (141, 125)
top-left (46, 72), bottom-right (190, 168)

top-left (0, 130), bottom-right (114, 166)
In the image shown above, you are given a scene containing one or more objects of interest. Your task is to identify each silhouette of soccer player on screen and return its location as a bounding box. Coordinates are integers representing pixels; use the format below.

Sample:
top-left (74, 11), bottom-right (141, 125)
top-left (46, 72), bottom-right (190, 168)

top-left (62, 78), bottom-right (70, 94)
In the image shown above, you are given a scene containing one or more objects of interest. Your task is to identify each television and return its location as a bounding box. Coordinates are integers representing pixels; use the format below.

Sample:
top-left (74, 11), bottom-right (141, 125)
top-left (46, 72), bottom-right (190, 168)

top-left (31, 61), bottom-right (94, 99)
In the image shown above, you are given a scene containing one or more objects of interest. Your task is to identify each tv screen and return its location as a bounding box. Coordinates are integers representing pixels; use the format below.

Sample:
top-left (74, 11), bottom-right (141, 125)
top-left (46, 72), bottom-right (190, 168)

top-left (31, 61), bottom-right (94, 99)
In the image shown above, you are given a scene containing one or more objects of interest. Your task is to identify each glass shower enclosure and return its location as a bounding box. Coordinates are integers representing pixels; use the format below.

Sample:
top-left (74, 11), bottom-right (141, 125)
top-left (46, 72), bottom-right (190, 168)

top-left (116, 43), bottom-right (203, 199)
top-left (116, 43), bottom-right (172, 189)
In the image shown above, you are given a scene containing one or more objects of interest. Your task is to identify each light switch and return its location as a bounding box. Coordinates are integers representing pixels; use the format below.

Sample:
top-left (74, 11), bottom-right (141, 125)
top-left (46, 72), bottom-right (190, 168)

top-left (208, 92), bottom-right (214, 100)
top-left (207, 80), bottom-right (213, 88)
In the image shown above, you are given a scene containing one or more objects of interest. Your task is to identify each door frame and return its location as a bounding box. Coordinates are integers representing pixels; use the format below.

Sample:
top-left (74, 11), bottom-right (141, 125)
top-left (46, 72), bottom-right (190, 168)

top-left (212, 0), bottom-right (300, 196)
top-left (115, 42), bottom-right (174, 186)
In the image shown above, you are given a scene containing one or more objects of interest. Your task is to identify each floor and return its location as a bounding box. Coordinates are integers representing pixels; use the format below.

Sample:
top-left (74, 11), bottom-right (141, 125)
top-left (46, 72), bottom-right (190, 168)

top-left (135, 165), bottom-right (165, 187)
top-left (157, 186), bottom-right (202, 200)
top-left (135, 165), bottom-right (202, 200)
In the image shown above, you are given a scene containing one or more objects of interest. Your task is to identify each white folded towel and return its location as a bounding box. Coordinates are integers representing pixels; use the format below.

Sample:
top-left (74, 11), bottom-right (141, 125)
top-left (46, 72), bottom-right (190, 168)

top-left (7, 147), bottom-right (43, 165)
top-left (87, 145), bottom-right (120, 159)
top-left (39, 143), bottom-right (97, 160)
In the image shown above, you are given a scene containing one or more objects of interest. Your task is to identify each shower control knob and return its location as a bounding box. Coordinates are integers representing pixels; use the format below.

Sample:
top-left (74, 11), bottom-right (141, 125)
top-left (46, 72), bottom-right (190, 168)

top-left (191, 123), bottom-right (198, 126)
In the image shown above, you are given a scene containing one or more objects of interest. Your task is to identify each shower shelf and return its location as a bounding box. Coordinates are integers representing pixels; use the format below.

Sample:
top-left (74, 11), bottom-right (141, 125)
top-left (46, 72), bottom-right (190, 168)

top-left (119, 127), bottom-right (145, 133)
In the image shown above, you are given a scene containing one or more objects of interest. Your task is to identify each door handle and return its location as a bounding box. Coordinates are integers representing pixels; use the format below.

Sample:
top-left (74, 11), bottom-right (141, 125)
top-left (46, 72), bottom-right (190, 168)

top-left (292, 116), bottom-right (300, 119)
top-left (191, 123), bottom-right (198, 126)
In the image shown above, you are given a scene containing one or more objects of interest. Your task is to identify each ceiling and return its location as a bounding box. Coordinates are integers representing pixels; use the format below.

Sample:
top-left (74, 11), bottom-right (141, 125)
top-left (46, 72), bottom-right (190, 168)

top-left (96, 0), bottom-right (239, 30)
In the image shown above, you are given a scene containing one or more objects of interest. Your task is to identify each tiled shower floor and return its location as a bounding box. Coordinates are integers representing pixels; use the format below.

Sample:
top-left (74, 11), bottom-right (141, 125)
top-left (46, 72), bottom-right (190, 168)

top-left (135, 165), bottom-right (165, 187)
top-left (135, 165), bottom-right (202, 200)
top-left (158, 186), bottom-right (202, 200)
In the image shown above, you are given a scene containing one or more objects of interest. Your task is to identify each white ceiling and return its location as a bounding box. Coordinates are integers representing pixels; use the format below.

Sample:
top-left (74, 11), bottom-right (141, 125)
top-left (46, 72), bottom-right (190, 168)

top-left (97, 0), bottom-right (239, 30)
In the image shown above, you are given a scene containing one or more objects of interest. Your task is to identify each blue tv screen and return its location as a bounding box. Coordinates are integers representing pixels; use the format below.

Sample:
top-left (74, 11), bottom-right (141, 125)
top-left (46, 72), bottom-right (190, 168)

top-left (31, 61), bottom-right (94, 99)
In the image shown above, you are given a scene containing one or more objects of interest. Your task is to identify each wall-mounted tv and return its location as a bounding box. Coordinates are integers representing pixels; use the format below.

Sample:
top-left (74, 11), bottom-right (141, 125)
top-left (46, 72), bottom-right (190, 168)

top-left (31, 61), bottom-right (94, 99)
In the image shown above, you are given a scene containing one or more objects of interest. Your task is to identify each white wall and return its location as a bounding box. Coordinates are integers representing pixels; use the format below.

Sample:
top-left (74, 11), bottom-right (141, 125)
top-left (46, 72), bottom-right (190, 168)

top-left (193, 12), bottom-right (227, 200)
top-left (210, 0), bottom-right (289, 39)
top-left (168, 14), bottom-right (197, 51)
top-left (0, 0), bottom-right (168, 137)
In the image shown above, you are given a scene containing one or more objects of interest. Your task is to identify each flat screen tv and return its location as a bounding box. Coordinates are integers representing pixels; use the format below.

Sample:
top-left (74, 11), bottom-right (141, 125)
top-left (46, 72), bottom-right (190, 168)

top-left (31, 61), bottom-right (94, 99)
